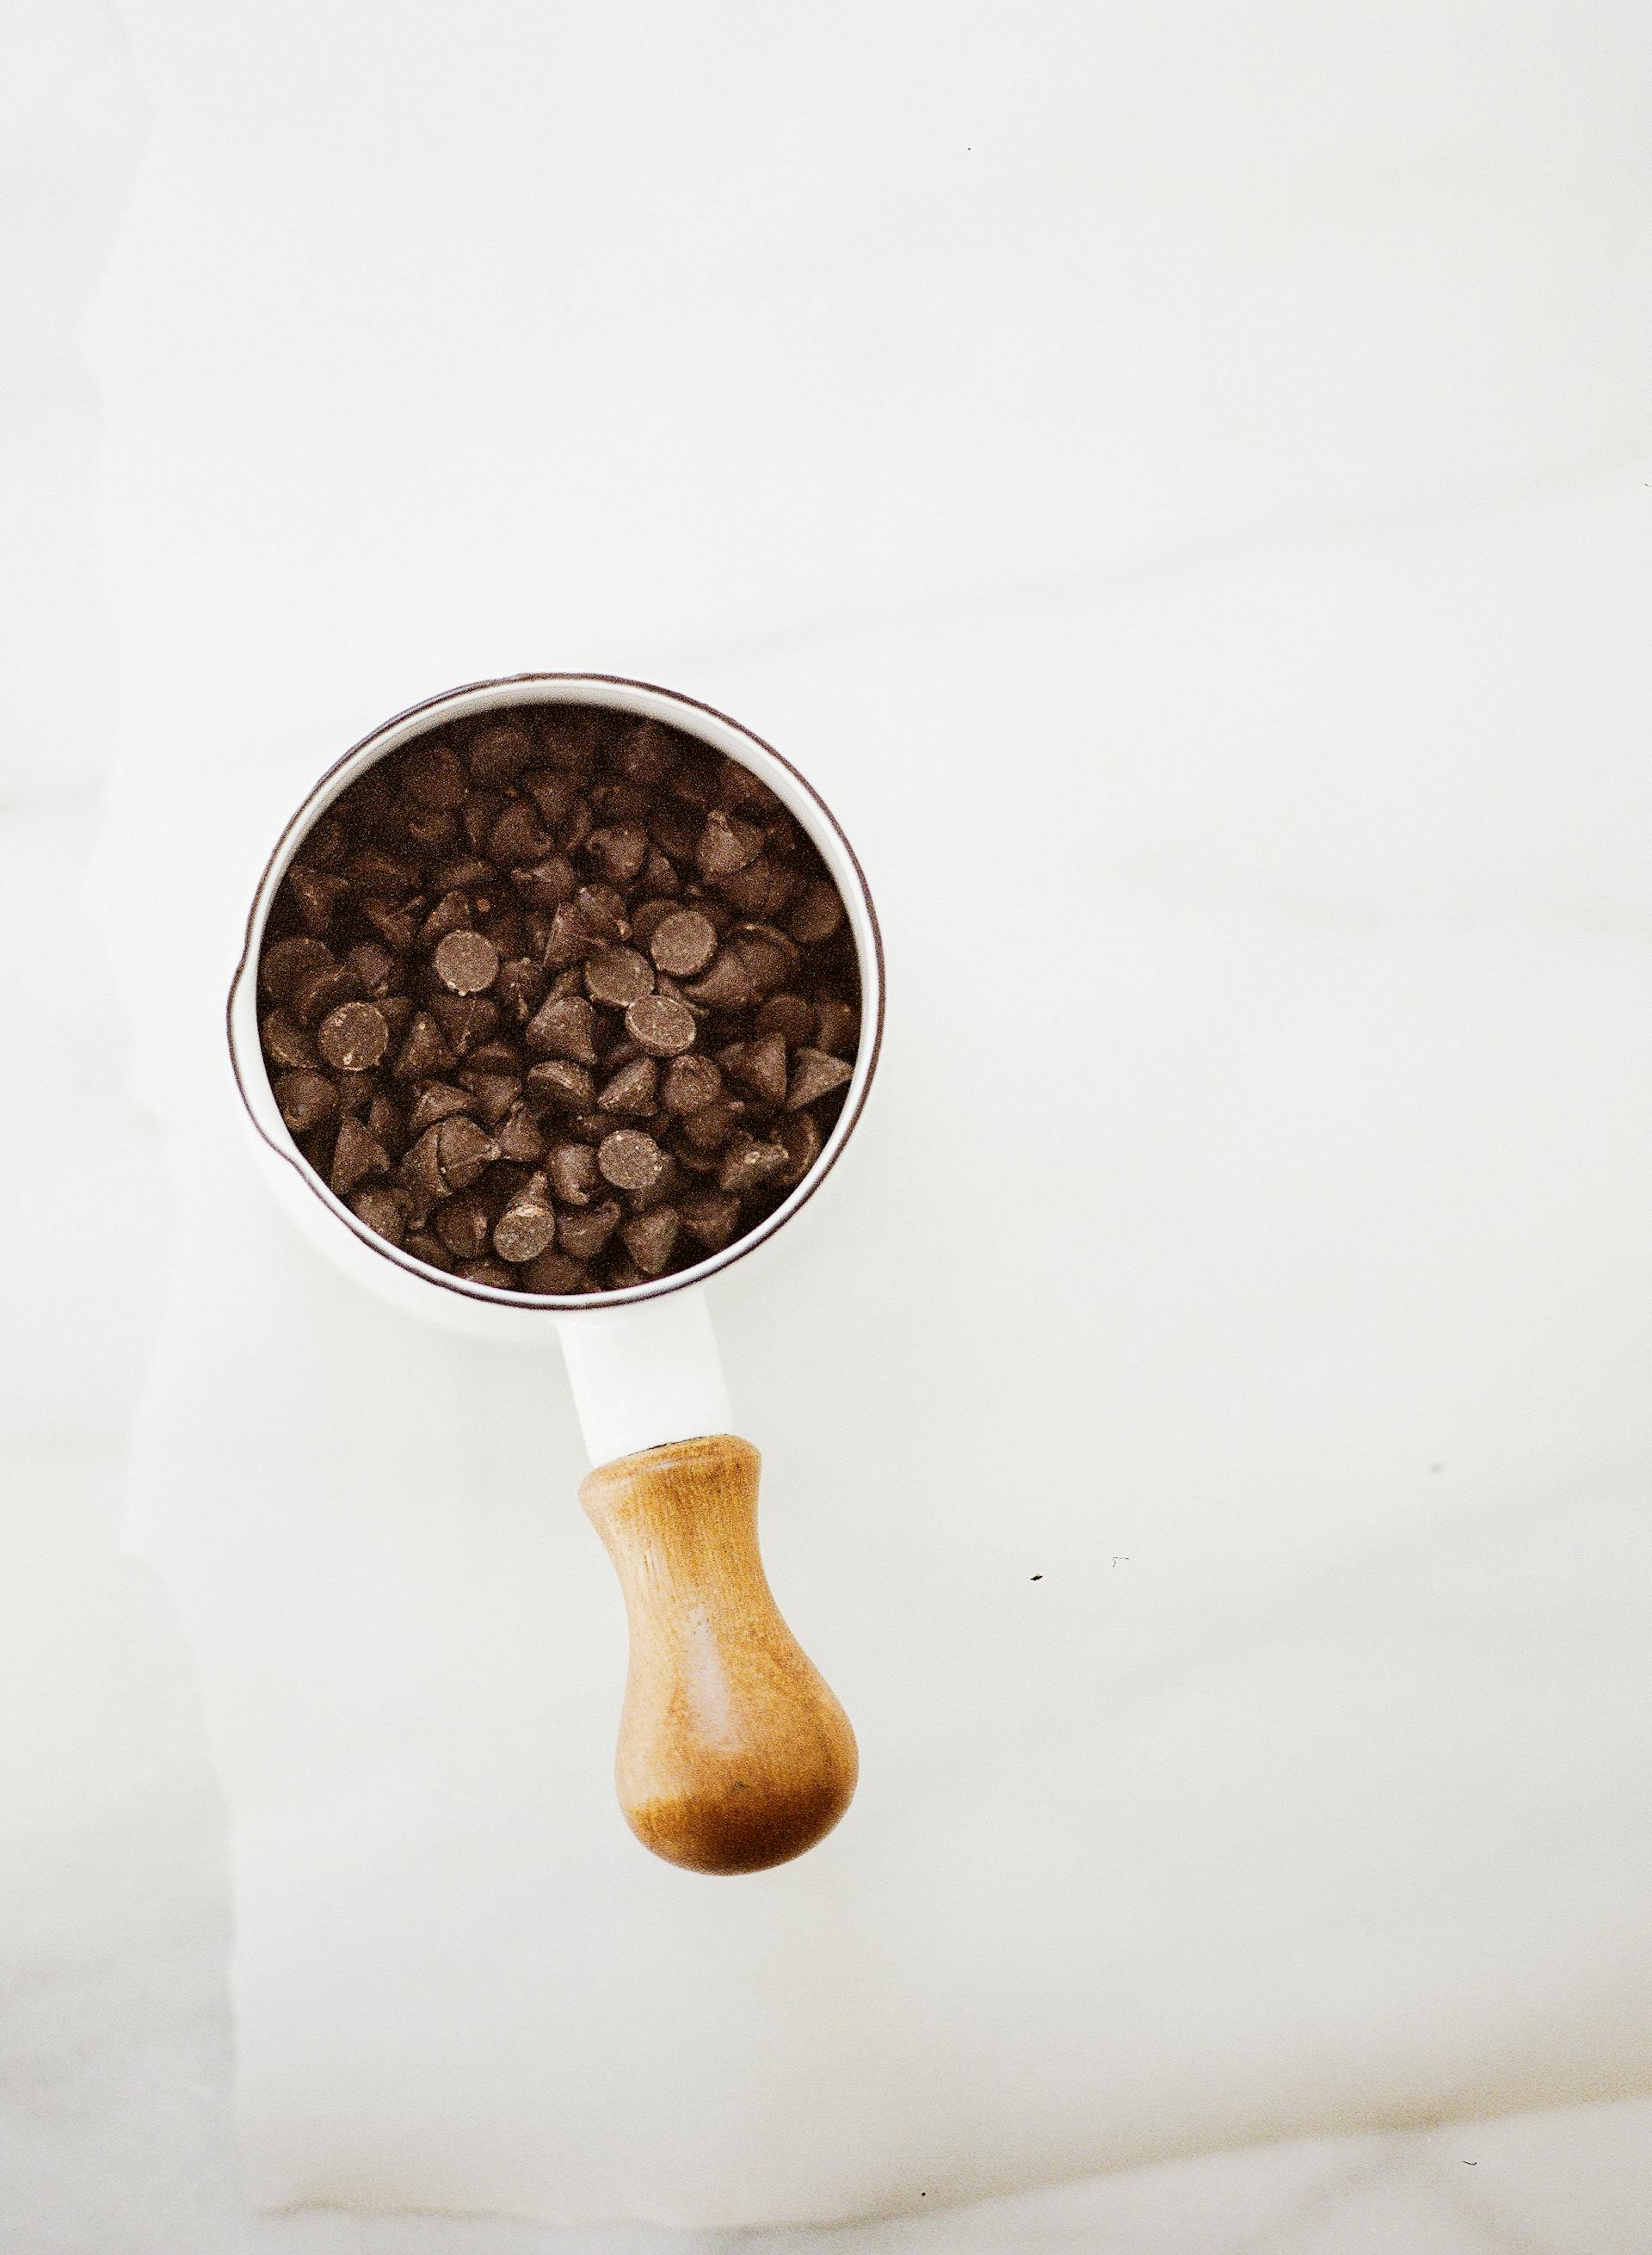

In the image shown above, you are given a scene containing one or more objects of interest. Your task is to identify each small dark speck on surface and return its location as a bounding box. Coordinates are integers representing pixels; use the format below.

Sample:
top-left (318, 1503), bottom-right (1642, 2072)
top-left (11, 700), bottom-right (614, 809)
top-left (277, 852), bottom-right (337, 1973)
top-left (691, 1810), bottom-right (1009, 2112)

top-left (1030, 1574), bottom-right (1043, 1581)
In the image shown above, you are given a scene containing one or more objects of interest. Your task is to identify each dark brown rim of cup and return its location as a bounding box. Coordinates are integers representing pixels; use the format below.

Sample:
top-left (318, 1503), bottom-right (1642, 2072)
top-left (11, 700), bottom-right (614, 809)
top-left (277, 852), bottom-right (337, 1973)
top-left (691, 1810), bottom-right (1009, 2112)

top-left (226, 672), bottom-right (885, 1312)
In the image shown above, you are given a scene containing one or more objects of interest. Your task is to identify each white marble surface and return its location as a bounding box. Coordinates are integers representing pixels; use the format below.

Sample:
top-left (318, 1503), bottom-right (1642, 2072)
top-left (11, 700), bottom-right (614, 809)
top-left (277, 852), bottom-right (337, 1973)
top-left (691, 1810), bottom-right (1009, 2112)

top-left (6, 0), bottom-right (1652, 2246)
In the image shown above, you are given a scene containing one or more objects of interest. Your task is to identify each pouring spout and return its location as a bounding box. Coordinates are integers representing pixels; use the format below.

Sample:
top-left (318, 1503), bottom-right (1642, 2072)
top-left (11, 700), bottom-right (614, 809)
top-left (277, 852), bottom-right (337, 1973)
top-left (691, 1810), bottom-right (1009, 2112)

top-left (555, 1285), bottom-right (731, 1468)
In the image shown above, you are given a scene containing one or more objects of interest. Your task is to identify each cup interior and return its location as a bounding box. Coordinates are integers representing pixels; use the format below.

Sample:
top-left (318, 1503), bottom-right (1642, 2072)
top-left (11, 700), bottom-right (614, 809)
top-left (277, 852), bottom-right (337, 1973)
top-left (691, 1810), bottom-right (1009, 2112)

top-left (228, 674), bottom-right (885, 1311)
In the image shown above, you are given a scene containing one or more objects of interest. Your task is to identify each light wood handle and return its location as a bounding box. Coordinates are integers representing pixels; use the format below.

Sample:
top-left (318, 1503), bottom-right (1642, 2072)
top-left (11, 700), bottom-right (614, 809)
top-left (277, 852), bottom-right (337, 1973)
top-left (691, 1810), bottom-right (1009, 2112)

top-left (579, 1434), bottom-right (857, 1875)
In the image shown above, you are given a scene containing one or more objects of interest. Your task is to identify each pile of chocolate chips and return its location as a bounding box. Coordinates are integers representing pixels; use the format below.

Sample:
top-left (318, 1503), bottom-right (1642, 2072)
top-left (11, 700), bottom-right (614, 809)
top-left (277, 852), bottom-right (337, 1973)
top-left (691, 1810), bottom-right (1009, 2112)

top-left (256, 703), bottom-right (860, 1294)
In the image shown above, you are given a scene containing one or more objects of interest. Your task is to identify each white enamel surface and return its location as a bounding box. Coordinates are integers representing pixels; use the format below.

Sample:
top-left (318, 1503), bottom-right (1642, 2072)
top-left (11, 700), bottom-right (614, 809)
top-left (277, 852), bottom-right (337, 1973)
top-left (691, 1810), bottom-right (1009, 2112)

top-left (9, 0), bottom-right (1652, 2250)
top-left (555, 1291), bottom-right (730, 1466)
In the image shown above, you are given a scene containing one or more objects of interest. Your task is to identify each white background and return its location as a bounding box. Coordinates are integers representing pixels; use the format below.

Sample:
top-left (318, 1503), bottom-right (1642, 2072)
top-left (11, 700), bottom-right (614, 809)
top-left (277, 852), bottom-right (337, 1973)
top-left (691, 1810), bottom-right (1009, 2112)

top-left (4, 1), bottom-right (1652, 2249)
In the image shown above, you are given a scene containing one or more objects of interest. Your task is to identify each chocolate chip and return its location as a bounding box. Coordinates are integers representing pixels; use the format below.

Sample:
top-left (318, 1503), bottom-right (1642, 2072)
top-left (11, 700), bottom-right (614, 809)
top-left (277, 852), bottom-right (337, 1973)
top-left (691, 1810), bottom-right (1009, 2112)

top-left (661, 1053), bottom-right (723, 1113)
top-left (678, 1190), bottom-right (742, 1251)
top-left (788, 878), bottom-right (844, 944)
top-left (404, 1225), bottom-right (453, 1269)
top-left (597, 1055), bottom-right (658, 1116)
top-left (540, 901), bottom-right (596, 968)
top-left (525, 991), bottom-right (599, 1063)
top-left (787, 1046), bottom-right (853, 1109)
top-left (696, 809), bottom-right (764, 878)
top-left (284, 866), bottom-right (348, 934)
top-left (558, 1198), bottom-right (620, 1260)
top-left (435, 1190), bottom-right (495, 1261)
top-left (774, 1110), bottom-right (822, 1186)
top-left (361, 899), bottom-right (422, 953)
top-left (647, 906), bottom-right (718, 977)
top-left (586, 823), bottom-right (649, 885)
top-left (429, 994), bottom-right (500, 1057)
top-left (462, 1071), bottom-right (522, 1129)
top-left (613, 719), bottom-right (679, 786)
top-left (493, 957), bottom-right (547, 1024)
top-left (752, 992), bottom-right (817, 1047)
top-left (290, 960), bottom-right (364, 1029)
top-left (259, 935), bottom-right (335, 1003)
top-left (726, 1032), bottom-right (788, 1106)
top-left (520, 768), bottom-right (583, 827)
top-left (274, 1070), bottom-right (336, 1134)
top-left (676, 1100), bottom-right (743, 1153)
top-left (489, 798), bottom-right (554, 867)
top-left (598, 1128), bottom-right (665, 1192)
top-left (510, 853), bottom-right (577, 909)
top-left (433, 928), bottom-right (500, 995)
top-left (523, 1248), bottom-right (595, 1294)
top-left (401, 740), bottom-right (470, 810)
top-left (351, 1184), bottom-right (410, 1247)
top-left (811, 998), bottom-right (859, 1057)
top-left (261, 1008), bottom-right (317, 1070)
top-left (574, 884), bottom-right (632, 942)
top-left (525, 1057), bottom-right (595, 1113)
top-left (468, 721), bottom-right (535, 788)
top-left (404, 1113), bottom-right (500, 1197)
top-left (681, 946), bottom-right (755, 1010)
top-left (317, 1000), bottom-right (390, 1072)
top-left (408, 1081), bottom-right (476, 1135)
top-left (496, 1102), bottom-right (546, 1162)
top-left (547, 1141), bottom-right (599, 1206)
top-left (717, 1132), bottom-right (788, 1196)
top-left (494, 1174), bottom-right (559, 1264)
top-left (584, 945), bottom-right (653, 1008)
top-left (459, 1259), bottom-right (518, 1289)
top-left (620, 1207), bottom-right (679, 1276)
top-left (625, 993), bottom-right (697, 1057)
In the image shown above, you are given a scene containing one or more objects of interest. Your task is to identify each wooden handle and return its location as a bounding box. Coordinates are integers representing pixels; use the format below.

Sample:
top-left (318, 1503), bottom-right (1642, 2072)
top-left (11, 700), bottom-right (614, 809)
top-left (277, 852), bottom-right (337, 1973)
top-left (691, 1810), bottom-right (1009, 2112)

top-left (579, 1434), bottom-right (857, 1875)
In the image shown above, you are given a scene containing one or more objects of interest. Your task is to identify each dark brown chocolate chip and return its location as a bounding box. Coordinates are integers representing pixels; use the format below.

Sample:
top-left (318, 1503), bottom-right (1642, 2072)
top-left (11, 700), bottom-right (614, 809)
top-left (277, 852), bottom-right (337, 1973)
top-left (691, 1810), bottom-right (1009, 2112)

top-left (597, 1055), bottom-right (658, 1116)
top-left (261, 1008), bottom-right (317, 1070)
top-left (510, 853), bottom-right (577, 909)
top-left (349, 846), bottom-right (422, 896)
top-left (661, 1053), bottom-right (723, 1114)
top-left (317, 1000), bottom-right (390, 1072)
top-left (547, 1141), bottom-right (599, 1206)
top-left (717, 1132), bottom-right (788, 1196)
top-left (726, 1032), bottom-right (788, 1106)
top-left (274, 1070), bottom-right (336, 1134)
top-left (435, 1190), bottom-right (495, 1261)
top-left (260, 932), bottom-right (335, 1002)
top-left (361, 899), bottom-right (422, 954)
top-left (675, 1100), bottom-right (743, 1153)
top-left (573, 883), bottom-right (631, 941)
top-left (681, 946), bottom-right (755, 1010)
top-left (462, 1072), bottom-right (522, 1129)
top-left (488, 798), bottom-right (554, 867)
top-left (404, 1224), bottom-right (453, 1270)
top-left (523, 1248), bottom-right (595, 1294)
top-left (583, 945), bottom-right (654, 1009)
top-left (496, 1102), bottom-right (547, 1162)
top-left (525, 991), bottom-right (599, 1063)
top-left (613, 718), bottom-right (679, 786)
top-left (467, 721), bottom-right (535, 788)
top-left (695, 809), bottom-right (764, 878)
top-left (753, 993), bottom-right (817, 1047)
top-left (401, 740), bottom-right (470, 810)
top-left (625, 993), bottom-right (697, 1057)
top-left (718, 858), bottom-right (795, 920)
top-left (620, 1207), bottom-right (679, 1276)
top-left (429, 994), bottom-right (500, 1057)
top-left (344, 941), bottom-right (399, 997)
top-left (290, 960), bottom-right (363, 1029)
top-left (494, 1174), bottom-right (559, 1264)
top-left (811, 998), bottom-right (859, 1057)
top-left (408, 1081), bottom-right (476, 1135)
top-left (648, 906), bottom-right (718, 978)
top-left (351, 1184), bottom-right (410, 1247)
top-left (540, 902), bottom-right (595, 969)
top-left (420, 891), bottom-right (473, 949)
top-left (585, 823), bottom-right (649, 885)
top-left (557, 1198), bottom-right (620, 1260)
top-left (284, 866), bottom-right (348, 934)
top-left (775, 1110), bottom-right (823, 1186)
top-left (788, 878), bottom-right (845, 944)
top-left (787, 1046), bottom-right (853, 1109)
top-left (433, 928), bottom-right (500, 995)
top-left (597, 1128), bottom-right (665, 1192)
top-left (459, 1259), bottom-right (518, 1289)
top-left (678, 1190), bottom-right (742, 1251)
top-left (525, 1057), bottom-right (596, 1113)
top-left (406, 1113), bottom-right (500, 1196)
top-left (520, 768), bottom-right (583, 826)
top-left (295, 810), bottom-right (348, 868)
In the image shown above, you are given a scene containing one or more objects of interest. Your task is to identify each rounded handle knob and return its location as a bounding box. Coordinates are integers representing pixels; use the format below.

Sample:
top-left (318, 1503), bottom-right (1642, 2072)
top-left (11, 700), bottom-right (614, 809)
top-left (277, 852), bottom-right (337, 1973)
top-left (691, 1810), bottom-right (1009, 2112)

top-left (580, 1434), bottom-right (857, 1874)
